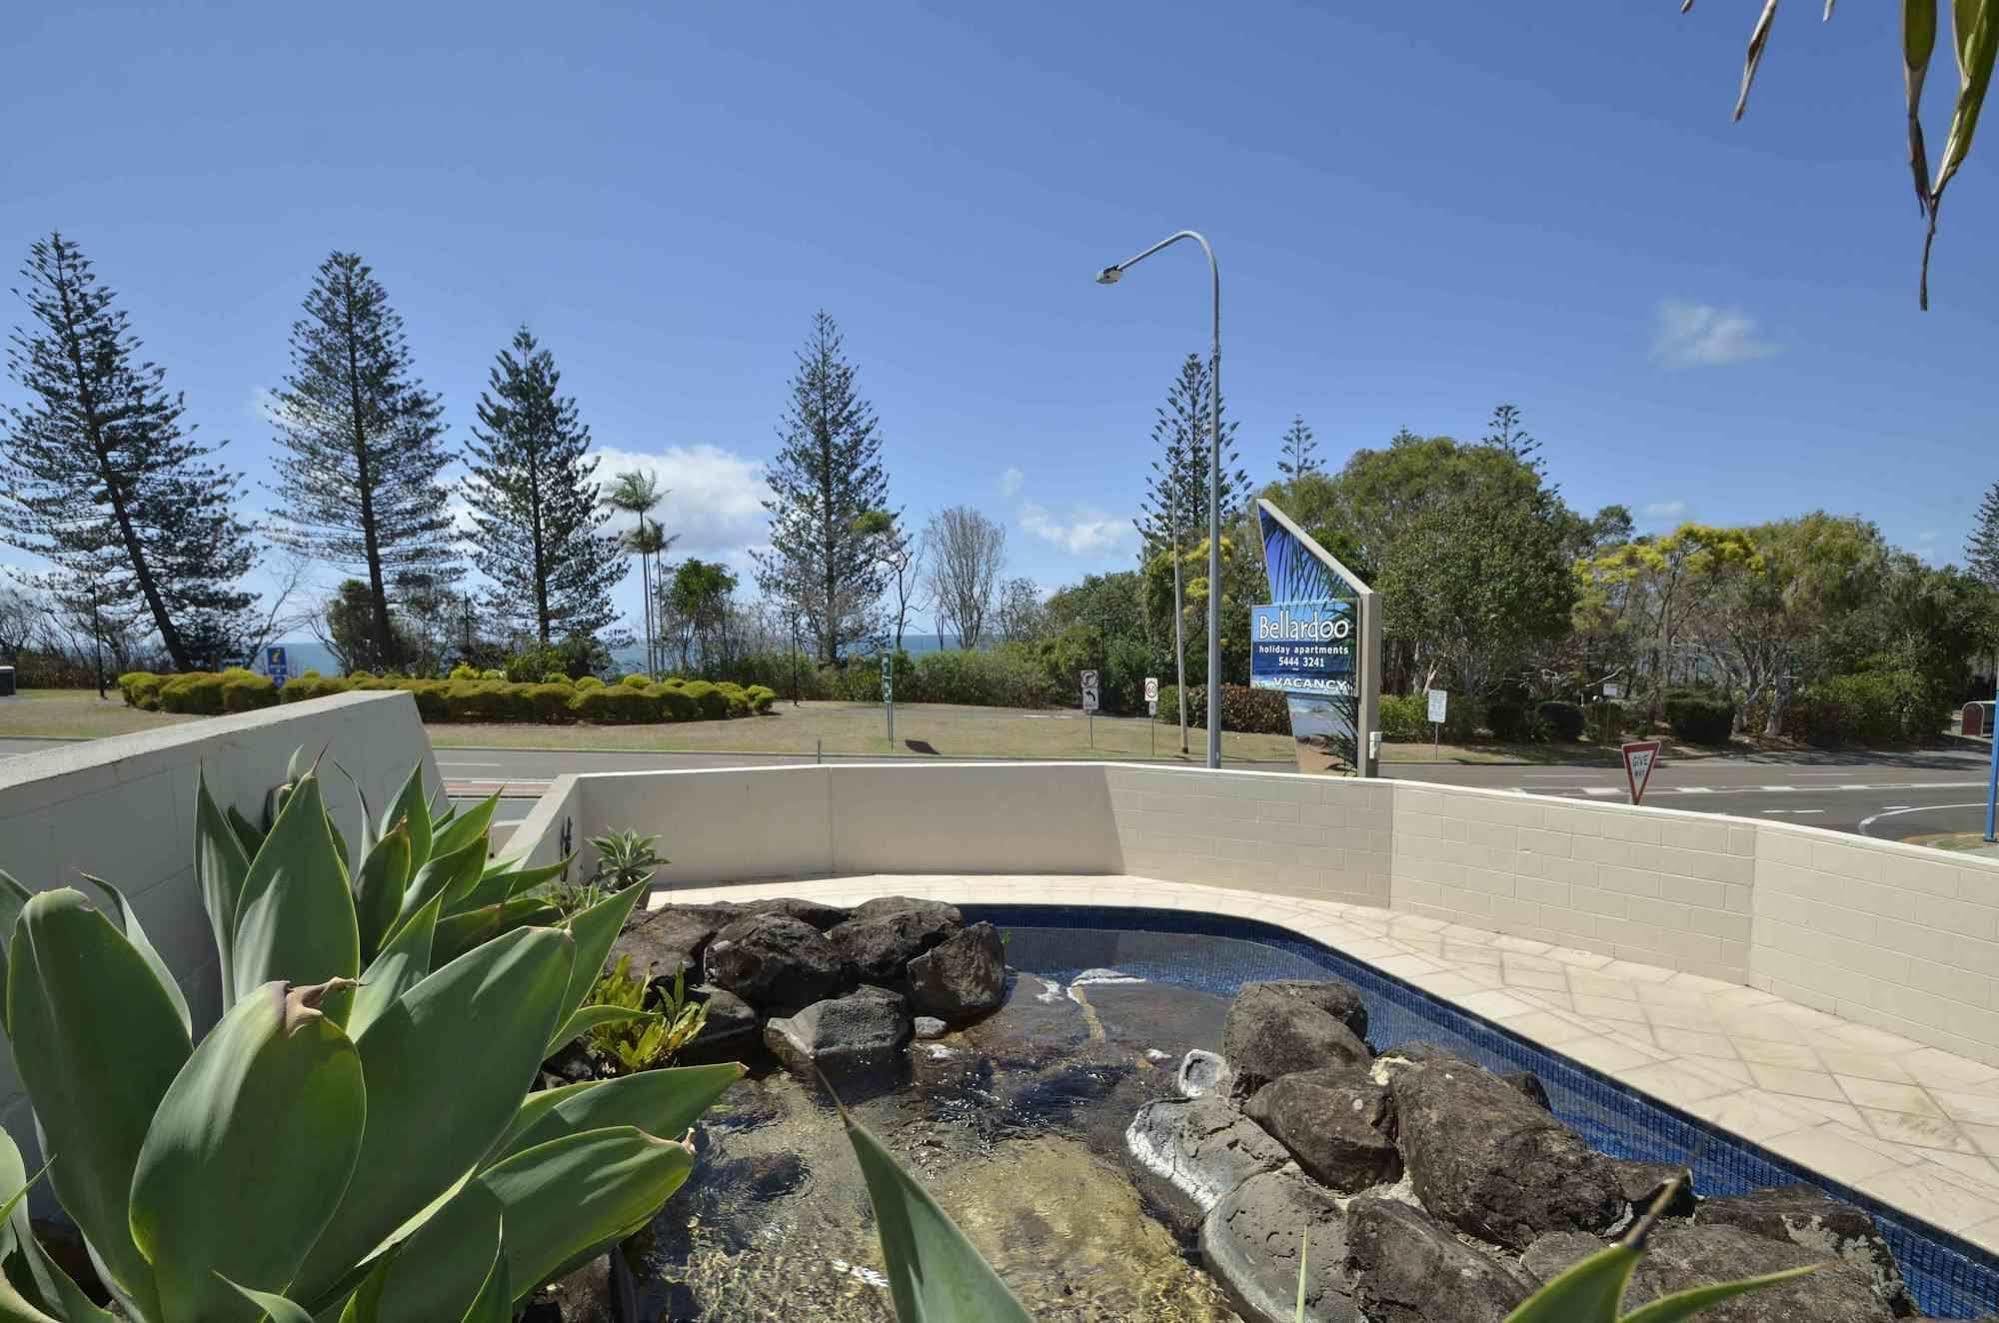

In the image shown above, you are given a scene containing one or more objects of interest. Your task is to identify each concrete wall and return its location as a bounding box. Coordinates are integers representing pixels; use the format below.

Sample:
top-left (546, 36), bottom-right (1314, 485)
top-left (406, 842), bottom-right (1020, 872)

top-left (0, 692), bottom-right (440, 1173)
top-left (515, 759), bottom-right (1999, 1067)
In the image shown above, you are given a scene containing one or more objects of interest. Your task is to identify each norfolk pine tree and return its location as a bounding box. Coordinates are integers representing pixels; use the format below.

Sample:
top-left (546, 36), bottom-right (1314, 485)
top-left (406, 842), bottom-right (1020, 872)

top-left (269, 252), bottom-right (457, 670)
top-left (1968, 480), bottom-right (1999, 592)
top-left (463, 328), bottom-right (625, 644)
top-left (753, 311), bottom-right (890, 664)
top-left (1, 232), bottom-right (256, 670)
top-left (1277, 414), bottom-right (1320, 479)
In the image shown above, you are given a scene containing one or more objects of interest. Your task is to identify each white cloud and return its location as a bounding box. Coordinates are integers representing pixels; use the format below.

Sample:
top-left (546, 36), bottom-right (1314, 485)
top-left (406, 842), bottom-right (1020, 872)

top-left (1641, 499), bottom-right (1688, 523)
top-left (1651, 300), bottom-right (1779, 368)
top-left (999, 467), bottom-right (1024, 499)
top-left (591, 443), bottom-right (767, 560)
top-left (1019, 501), bottom-right (1133, 555)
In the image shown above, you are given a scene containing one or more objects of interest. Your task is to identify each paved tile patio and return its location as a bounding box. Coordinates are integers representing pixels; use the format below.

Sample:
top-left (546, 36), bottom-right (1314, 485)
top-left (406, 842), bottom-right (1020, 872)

top-left (654, 873), bottom-right (1999, 1248)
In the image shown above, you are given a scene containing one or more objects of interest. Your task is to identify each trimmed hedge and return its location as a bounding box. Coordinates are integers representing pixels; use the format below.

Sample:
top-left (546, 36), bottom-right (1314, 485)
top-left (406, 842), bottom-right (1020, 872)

top-left (118, 671), bottom-right (164, 711)
top-left (1379, 694), bottom-right (1427, 742)
top-left (1537, 700), bottom-right (1586, 743)
top-left (1790, 669), bottom-right (1946, 748)
top-left (1662, 689), bottom-right (1735, 745)
top-left (1155, 684), bottom-right (1292, 735)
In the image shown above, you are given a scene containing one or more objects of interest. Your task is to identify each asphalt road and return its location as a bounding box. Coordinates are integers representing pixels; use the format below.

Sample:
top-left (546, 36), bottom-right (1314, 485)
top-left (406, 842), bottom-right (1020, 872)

top-left (5, 736), bottom-right (1993, 844)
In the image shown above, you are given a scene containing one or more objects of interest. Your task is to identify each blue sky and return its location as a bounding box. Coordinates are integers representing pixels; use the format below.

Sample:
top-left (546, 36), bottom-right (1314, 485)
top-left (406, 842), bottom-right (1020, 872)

top-left (4, 1), bottom-right (1993, 635)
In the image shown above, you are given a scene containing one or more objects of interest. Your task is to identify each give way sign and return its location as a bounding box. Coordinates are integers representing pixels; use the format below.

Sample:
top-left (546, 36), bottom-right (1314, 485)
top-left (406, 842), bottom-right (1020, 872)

top-left (1621, 740), bottom-right (1662, 805)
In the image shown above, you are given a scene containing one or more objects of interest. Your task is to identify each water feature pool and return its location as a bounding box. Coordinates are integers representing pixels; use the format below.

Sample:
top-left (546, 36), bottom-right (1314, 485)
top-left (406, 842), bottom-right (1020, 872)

top-left (635, 906), bottom-right (1999, 1320)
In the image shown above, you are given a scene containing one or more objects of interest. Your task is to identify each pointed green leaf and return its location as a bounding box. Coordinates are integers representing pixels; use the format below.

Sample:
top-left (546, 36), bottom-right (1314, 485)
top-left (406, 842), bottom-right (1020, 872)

top-left (0, 869), bottom-right (33, 1029)
top-left (434, 898), bottom-right (560, 966)
top-left (430, 793), bottom-right (498, 862)
top-left (1618, 1264), bottom-right (1820, 1323)
top-left (841, 1109), bottom-right (1035, 1323)
top-left (549, 885), bottom-right (645, 1046)
top-left (78, 873), bottom-right (191, 1037)
top-left (1906, 0), bottom-right (1940, 208)
top-left (457, 1243), bottom-right (510, 1323)
top-left (226, 804), bottom-right (266, 858)
top-left (131, 980), bottom-right (366, 1323)
top-left (449, 858), bottom-right (569, 917)
top-left (489, 1063), bottom-right (744, 1166)
top-left (342, 1182), bottom-right (505, 1323)
top-left (196, 769), bottom-right (254, 1001)
top-left (231, 774), bottom-right (361, 1019)
top-left (6, 890), bottom-right (190, 1315)
top-left (0, 1127), bottom-right (115, 1323)
top-left (290, 927), bottom-right (575, 1304)
top-left (477, 1127), bottom-right (694, 1304)
top-left (1733, 0), bottom-right (1781, 121)
top-left (347, 893), bottom-right (440, 1042)
top-left (386, 838), bottom-right (486, 949)
top-left (382, 765), bottom-right (432, 871)
top-left (545, 1005), bottom-right (653, 1058)
top-left (220, 1276), bottom-right (316, 1323)
top-left (0, 1280), bottom-right (63, 1323)
top-left (1499, 1241), bottom-right (1638, 1323)
top-left (1937, 0), bottom-right (1999, 193)
top-left (353, 825), bottom-right (413, 966)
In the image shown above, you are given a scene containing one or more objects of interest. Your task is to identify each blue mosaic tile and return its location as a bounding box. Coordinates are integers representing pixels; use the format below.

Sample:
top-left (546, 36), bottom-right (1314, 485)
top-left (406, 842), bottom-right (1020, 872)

top-left (969, 904), bottom-right (1999, 1319)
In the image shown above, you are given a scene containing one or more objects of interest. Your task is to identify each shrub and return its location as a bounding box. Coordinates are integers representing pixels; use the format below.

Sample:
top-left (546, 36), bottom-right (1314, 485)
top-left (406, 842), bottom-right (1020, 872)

top-left (1537, 700), bottom-right (1586, 743)
top-left (1379, 693), bottom-right (1428, 741)
top-left (522, 682), bottom-right (577, 723)
top-left (620, 673), bottom-right (652, 690)
top-left (219, 670), bottom-right (279, 714)
top-left (117, 670), bottom-right (163, 710)
top-left (1588, 699), bottom-right (1628, 741)
top-left (745, 683), bottom-right (778, 713)
top-left (646, 683), bottom-right (698, 722)
top-left (569, 684), bottom-right (654, 724)
top-left (541, 671), bottom-right (571, 686)
top-left (1662, 688), bottom-right (1735, 745)
top-left (158, 671), bottom-right (228, 715)
top-left (1155, 684), bottom-right (1291, 735)
top-left (298, 668), bottom-right (321, 679)
top-left (575, 674), bottom-right (605, 690)
top-left (1792, 669), bottom-right (1943, 748)
top-left (1485, 699), bottom-right (1535, 742)
top-left (278, 673), bottom-right (353, 703)
top-left (444, 679), bottom-right (527, 722)
top-left (449, 663), bottom-right (478, 681)
top-left (480, 668), bottom-right (506, 681)
top-left (907, 648), bottom-right (1054, 708)
top-left (679, 680), bottom-right (732, 720)
top-left (715, 682), bottom-right (753, 718)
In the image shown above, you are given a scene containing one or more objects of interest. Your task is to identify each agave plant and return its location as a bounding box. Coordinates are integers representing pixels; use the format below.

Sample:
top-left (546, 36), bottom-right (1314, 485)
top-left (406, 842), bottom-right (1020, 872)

top-left (0, 757), bottom-right (740, 1321)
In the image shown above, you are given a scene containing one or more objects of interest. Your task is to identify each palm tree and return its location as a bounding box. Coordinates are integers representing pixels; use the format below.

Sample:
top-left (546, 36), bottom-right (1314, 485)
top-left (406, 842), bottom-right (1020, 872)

top-left (605, 470), bottom-right (666, 676)
top-left (628, 518), bottom-right (673, 675)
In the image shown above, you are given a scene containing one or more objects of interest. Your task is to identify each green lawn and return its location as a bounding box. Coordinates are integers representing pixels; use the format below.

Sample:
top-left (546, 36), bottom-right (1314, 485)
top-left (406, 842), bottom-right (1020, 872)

top-left (0, 689), bottom-right (194, 740)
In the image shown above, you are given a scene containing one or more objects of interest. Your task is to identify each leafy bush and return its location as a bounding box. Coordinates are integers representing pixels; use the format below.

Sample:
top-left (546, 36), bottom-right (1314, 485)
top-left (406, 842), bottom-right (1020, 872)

top-left (590, 829), bottom-right (665, 890)
top-left (1379, 693), bottom-right (1428, 741)
top-left (1537, 700), bottom-right (1586, 743)
top-left (219, 670), bottom-right (279, 714)
top-left (1663, 688), bottom-right (1735, 745)
top-left (575, 674), bottom-right (605, 690)
top-left (277, 673), bottom-right (353, 704)
top-left (1485, 699), bottom-right (1535, 742)
top-left (906, 647), bottom-right (1054, 708)
top-left (715, 682), bottom-right (753, 718)
top-left (1792, 668), bottom-right (1945, 748)
top-left (646, 683), bottom-right (698, 722)
top-left (1588, 699), bottom-right (1628, 741)
top-left (118, 670), bottom-right (164, 710)
top-left (585, 958), bottom-right (709, 1077)
top-left (680, 680), bottom-right (731, 720)
top-left (541, 671), bottom-right (570, 686)
top-left (1156, 684), bottom-right (1291, 735)
top-left (521, 682), bottom-right (577, 723)
top-left (745, 683), bottom-right (778, 713)
top-left (621, 673), bottom-right (652, 690)
top-left (158, 671), bottom-right (228, 715)
top-left (479, 667), bottom-right (506, 681)
top-left (568, 685), bottom-right (654, 724)
top-left (444, 679), bottom-right (527, 722)
top-left (448, 663), bottom-right (479, 681)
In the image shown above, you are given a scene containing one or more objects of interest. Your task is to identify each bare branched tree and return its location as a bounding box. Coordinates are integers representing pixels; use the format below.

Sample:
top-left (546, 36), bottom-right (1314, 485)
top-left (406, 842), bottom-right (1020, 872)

top-left (924, 507), bottom-right (1006, 649)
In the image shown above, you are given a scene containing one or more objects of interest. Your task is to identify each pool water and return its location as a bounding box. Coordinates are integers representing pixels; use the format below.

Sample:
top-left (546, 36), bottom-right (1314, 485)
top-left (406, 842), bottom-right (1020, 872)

top-left (633, 908), bottom-right (1999, 1320)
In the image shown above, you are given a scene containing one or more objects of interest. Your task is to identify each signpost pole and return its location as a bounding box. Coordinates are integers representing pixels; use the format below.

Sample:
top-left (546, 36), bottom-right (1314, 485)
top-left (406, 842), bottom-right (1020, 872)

top-left (1984, 675), bottom-right (1997, 843)
top-left (881, 652), bottom-right (894, 750)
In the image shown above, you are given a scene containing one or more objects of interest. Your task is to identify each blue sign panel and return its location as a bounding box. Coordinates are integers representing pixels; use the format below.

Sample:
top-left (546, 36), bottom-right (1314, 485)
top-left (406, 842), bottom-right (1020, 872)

top-left (265, 644), bottom-right (289, 687)
top-left (1250, 601), bottom-right (1354, 696)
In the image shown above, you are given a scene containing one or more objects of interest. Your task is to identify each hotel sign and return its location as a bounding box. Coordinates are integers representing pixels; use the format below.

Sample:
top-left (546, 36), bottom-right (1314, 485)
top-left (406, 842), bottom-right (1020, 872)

top-left (1250, 602), bottom-right (1355, 697)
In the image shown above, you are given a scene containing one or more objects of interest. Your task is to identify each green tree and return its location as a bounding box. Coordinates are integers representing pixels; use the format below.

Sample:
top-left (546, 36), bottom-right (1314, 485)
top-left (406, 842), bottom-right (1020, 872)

top-left (663, 558), bottom-right (737, 672)
top-left (1, 233), bottom-right (257, 670)
top-left (604, 471), bottom-right (673, 676)
top-left (1276, 414), bottom-right (1320, 480)
top-left (463, 328), bottom-right (625, 645)
top-left (270, 252), bottom-right (457, 670)
top-left (1967, 479), bottom-right (1999, 590)
top-left (753, 312), bottom-right (890, 664)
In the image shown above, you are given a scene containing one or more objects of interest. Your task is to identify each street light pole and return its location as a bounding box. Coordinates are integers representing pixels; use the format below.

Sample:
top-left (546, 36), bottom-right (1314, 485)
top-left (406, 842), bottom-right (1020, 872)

top-left (1098, 230), bottom-right (1223, 770)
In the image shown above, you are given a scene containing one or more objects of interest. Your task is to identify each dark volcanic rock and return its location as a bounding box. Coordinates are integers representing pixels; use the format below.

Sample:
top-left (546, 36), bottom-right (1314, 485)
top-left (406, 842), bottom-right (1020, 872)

top-left (1200, 1168), bottom-right (1359, 1323)
top-left (1126, 1095), bottom-right (1291, 1213)
top-left (676, 985), bottom-right (759, 1065)
top-left (1501, 1070), bottom-right (1552, 1110)
top-left (955, 972), bottom-right (1091, 1067)
top-left (1612, 1159), bottom-right (1696, 1220)
top-left (1177, 1048), bottom-right (1232, 1098)
top-left (1345, 1196), bottom-right (1537, 1323)
top-left (826, 907), bottom-right (962, 983)
top-left (609, 903), bottom-right (733, 985)
top-left (1523, 1224), bottom-right (1897, 1322)
top-left (1223, 983), bottom-right (1372, 1096)
top-left (703, 913), bottom-right (848, 1010)
top-left (1388, 1056), bottom-right (1624, 1250)
top-left (906, 921), bottom-right (1006, 1021)
top-left (729, 896), bottom-right (850, 930)
top-left (1696, 1185), bottom-right (1914, 1316)
top-left (1241, 978), bottom-right (1369, 1040)
top-left (852, 895), bottom-right (964, 926)
top-left (1243, 1068), bottom-right (1401, 1192)
top-left (762, 985), bottom-right (912, 1076)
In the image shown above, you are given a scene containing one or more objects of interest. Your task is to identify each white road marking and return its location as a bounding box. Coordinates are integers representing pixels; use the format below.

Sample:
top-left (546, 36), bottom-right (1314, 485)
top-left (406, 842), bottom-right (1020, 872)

top-left (1679, 787), bottom-right (1714, 794)
top-left (1582, 787), bottom-right (1621, 797)
top-left (1858, 802), bottom-right (1989, 838)
top-left (438, 761), bottom-right (505, 768)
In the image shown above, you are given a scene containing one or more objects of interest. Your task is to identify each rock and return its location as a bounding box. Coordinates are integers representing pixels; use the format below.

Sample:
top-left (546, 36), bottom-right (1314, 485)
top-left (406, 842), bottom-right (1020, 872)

top-left (1612, 1159), bottom-right (1696, 1220)
top-left (1523, 1224), bottom-right (1898, 1322)
top-left (1388, 1056), bottom-right (1624, 1250)
top-left (1126, 1095), bottom-right (1292, 1213)
top-left (954, 972), bottom-right (1092, 1068)
top-left (608, 903), bottom-right (732, 986)
top-left (826, 907), bottom-right (962, 984)
top-left (1378, 1041), bottom-right (1475, 1068)
top-left (913, 1015), bottom-right (947, 1039)
top-left (728, 896), bottom-right (850, 930)
top-left (703, 913), bottom-right (848, 1010)
top-left (852, 895), bottom-right (963, 925)
top-left (1243, 1068), bottom-right (1401, 1192)
top-left (1223, 983), bottom-right (1372, 1096)
top-left (1345, 1196), bottom-right (1538, 1323)
top-left (1696, 1185), bottom-right (1914, 1316)
top-left (675, 985), bottom-right (759, 1065)
top-left (906, 921), bottom-right (1006, 1021)
top-left (542, 1038), bottom-right (599, 1085)
top-left (762, 985), bottom-right (912, 1076)
top-left (1200, 1168), bottom-right (1359, 1323)
top-left (1177, 1048), bottom-right (1233, 1098)
top-left (1241, 978), bottom-right (1369, 1040)
top-left (1502, 1070), bottom-right (1552, 1110)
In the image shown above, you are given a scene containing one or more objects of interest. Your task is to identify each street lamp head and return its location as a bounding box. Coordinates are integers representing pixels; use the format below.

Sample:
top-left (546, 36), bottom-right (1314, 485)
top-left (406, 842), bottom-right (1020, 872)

top-left (1094, 265), bottom-right (1123, 286)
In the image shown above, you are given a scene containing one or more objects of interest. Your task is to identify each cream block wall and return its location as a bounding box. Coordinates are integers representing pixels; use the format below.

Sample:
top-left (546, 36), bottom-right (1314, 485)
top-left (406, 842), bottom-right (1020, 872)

top-left (0, 691), bottom-right (439, 1187)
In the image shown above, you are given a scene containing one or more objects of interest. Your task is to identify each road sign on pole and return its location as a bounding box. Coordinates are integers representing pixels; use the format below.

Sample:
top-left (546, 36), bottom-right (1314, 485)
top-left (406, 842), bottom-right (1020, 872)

top-left (1144, 675), bottom-right (1159, 758)
top-left (881, 652), bottom-right (894, 748)
top-left (1621, 740), bottom-right (1662, 806)
top-left (1426, 688), bottom-right (1447, 759)
top-left (265, 645), bottom-right (289, 688)
top-left (1081, 669), bottom-right (1099, 749)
